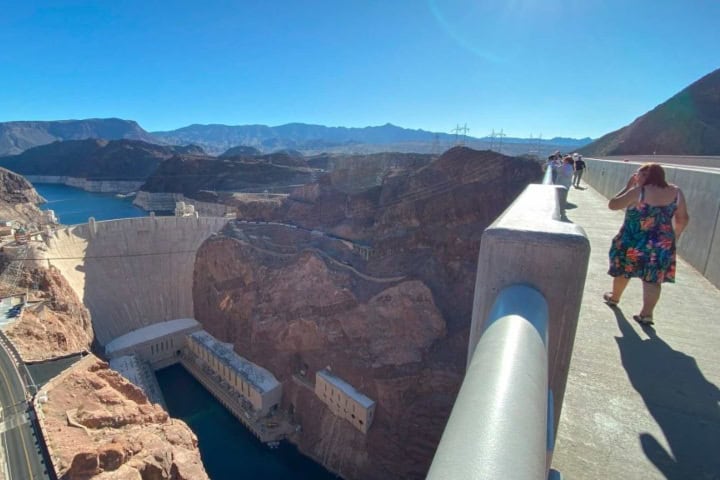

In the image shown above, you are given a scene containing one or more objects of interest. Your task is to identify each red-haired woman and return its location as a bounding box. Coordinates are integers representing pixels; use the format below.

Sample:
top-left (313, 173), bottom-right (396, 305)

top-left (604, 163), bottom-right (690, 325)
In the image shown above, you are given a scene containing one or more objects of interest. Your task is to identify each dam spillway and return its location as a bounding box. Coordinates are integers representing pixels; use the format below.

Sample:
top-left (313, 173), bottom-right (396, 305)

top-left (42, 216), bottom-right (229, 346)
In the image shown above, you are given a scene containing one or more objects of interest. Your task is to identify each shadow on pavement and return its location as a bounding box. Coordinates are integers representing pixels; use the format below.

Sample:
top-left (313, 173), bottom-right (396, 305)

top-left (611, 307), bottom-right (720, 479)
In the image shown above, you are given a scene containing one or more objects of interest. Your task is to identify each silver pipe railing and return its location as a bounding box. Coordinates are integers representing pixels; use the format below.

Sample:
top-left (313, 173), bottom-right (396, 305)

top-left (427, 181), bottom-right (589, 479)
top-left (426, 285), bottom-right (551, 479)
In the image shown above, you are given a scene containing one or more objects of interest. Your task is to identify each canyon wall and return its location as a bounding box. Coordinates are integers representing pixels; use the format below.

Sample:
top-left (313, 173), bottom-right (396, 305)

top-left (193, 147), bottom-right (544, 478)
top-left (5, 267), bottom-right (93, 362)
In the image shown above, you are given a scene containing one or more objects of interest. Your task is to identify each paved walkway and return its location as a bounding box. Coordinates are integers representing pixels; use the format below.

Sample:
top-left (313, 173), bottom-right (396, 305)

top-left (552, 183), bottom-right (720, 480)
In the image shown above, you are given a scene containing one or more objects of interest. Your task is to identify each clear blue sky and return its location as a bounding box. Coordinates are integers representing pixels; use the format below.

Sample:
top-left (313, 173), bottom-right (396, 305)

top-left (1, 0), bottom-right (718, 139)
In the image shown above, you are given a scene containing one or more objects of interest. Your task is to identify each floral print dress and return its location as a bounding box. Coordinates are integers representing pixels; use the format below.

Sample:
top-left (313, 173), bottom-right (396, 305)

top-left (608, 188), bottom-right (678, 283)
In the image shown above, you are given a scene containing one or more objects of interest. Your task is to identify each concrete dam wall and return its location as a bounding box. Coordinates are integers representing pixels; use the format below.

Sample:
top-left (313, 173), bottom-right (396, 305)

top-left (42, 216), bottom-right (229, 346)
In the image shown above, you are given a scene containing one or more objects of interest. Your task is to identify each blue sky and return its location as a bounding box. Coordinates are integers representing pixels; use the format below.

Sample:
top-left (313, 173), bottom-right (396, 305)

top-left (0, 0), bottom-right (717, 138)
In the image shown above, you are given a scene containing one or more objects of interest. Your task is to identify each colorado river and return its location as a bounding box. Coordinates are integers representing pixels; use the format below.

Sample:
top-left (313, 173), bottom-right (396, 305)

top-left (157, 364), bottom-right (337, 480)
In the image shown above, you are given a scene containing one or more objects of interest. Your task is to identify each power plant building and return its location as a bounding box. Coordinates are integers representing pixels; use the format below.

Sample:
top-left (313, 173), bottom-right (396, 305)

top-left (104, 318), bottom-right (202, 369)
top-left (315, 369), bottom-right (376, 433)
top-left (186, 330), bottom-right (282, 415)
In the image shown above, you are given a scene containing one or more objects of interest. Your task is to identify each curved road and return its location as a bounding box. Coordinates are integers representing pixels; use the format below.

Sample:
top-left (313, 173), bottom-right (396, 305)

top-left (0, 338), bottom-right (49, 480)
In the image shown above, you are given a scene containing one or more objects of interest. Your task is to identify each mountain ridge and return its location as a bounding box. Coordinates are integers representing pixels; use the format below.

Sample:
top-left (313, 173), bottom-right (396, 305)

top-left (0, 117), bottom-right (592, 157)
top-left (0, 118), bottom-right (160, 156)
top-left (580, 68), bottom-right (720, 156)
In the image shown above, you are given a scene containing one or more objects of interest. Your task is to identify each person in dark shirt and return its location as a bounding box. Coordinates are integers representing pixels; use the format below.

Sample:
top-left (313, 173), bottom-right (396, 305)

top-left (572, 154), bottom-right (586, 188)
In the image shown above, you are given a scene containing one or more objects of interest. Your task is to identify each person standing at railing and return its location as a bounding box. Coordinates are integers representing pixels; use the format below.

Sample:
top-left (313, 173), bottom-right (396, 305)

top-left (554, 156), bottom-right (575, 211)
top-left (546, 151), bottom-right (562, 183)
top-left (604, 163), bottom-right (690, 326)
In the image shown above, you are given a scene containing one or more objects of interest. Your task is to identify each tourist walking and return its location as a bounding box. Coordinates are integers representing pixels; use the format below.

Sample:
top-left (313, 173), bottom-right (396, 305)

top-left (603, 163), bottom-right (690, 326)
top-left (572, 154), bottom-right (586, 187)
top-left (554, 156), bottom-right (575, 211)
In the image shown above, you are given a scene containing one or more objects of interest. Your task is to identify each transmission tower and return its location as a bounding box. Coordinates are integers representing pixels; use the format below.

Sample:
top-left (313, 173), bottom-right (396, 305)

top-left (496, 129), bottom-right (506, 154)
top-left (431, 133), bottom-right (440, 155)
top-left (451, 124), bottom-right (470, 146)
top-left (0, 244), bottom-right (30, 295)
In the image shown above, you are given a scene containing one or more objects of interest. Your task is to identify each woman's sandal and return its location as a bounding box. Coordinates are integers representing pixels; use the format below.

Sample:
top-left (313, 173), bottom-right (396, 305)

top-left (603, 292), bottom-right (619, 306)
top-left (633, 314), bottom-right (654, 326)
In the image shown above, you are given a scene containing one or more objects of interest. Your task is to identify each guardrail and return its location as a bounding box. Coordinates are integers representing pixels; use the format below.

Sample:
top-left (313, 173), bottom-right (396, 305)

top-left (427, 285), bottom-right (551, 478)
top-left (427, 182), bottom-right (590, 479)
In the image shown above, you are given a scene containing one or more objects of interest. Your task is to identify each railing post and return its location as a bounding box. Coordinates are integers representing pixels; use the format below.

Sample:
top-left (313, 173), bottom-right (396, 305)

top-left (468, 184), bottom-right (590, 455)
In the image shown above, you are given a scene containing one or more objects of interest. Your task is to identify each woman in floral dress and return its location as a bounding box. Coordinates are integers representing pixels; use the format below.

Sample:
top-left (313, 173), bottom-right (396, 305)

top-left (604, 163), bottom-right (690, 325)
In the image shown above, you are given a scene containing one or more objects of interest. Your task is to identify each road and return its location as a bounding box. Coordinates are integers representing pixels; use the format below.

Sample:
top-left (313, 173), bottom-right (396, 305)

top-left (589, 155), bottom-right (720, 170)
top-left (0, 336), bottom-right (50, 480)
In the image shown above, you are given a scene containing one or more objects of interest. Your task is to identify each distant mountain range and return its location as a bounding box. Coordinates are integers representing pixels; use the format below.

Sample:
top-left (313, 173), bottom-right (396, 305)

top-left (151, 123), bottom-right (592, 156)
top-left (4, 65), bottom-right (719, 160)
top-left (580, 68), bottom-right (720, 156)
top-left (0, 118), bottom-right (591, 157)
top-left (0, 118), bottom-right (157, 156)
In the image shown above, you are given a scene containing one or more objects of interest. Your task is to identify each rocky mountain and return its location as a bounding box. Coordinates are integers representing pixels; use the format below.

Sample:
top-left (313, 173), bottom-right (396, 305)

top-left (6, 267), bottom-right (93, 362)
top-left (0, 138), bottom-right (186, 181)
top-left (38, 355), bottom-right (208, 480)
top-left (192, 147), bottom-right (543, 478)
top-left (0, 118), bottom-right (160, 156)
top-left (154, 122), bottom-right (592, 156)
top-left (219, 145), bottom-right (262, 157)
top-left (139, 151), bottom-right (313, 197)
top-left (0, 166), bottom-right (44, 225)
top-left (580, 68), bottom-right (720, 156)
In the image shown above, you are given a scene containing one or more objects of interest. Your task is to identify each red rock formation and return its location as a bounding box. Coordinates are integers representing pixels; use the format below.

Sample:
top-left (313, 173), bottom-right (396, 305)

top-left (192, 146), bottom-right (543, 479)
top-left (5, 267), bottom-right (94, 362)
top-left (38, 355), bottom-right (209, 480)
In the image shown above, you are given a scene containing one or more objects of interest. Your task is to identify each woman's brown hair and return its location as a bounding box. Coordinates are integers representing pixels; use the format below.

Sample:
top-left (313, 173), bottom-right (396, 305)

top-left (639, 163), bottom-right (669, 187)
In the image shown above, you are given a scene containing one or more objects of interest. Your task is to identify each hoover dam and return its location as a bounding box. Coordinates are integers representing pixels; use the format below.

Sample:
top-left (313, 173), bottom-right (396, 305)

top-left (39, 215), bottom-right (228, 345)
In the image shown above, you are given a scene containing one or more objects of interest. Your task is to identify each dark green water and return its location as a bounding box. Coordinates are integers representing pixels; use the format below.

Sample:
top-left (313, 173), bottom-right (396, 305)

top-left (35, 183), bottom-right (147, 225)
top-left (156, 364), bottom-right (338, 480)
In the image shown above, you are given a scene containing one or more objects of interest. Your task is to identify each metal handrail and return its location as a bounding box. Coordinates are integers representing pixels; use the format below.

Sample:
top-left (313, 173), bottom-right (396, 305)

top-left (542, 162), bottom-right (554, 185)
top-left (427, 285), bottom-right (551, 479)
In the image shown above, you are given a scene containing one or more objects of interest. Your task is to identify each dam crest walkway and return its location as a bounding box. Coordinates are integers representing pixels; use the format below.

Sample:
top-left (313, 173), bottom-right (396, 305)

top-left (552, 183), bottom-right (720, 479)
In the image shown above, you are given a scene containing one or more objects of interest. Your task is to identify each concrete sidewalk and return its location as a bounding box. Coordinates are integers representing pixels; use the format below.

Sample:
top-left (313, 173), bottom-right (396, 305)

top-left (552, 183), bottom-right (720, 479)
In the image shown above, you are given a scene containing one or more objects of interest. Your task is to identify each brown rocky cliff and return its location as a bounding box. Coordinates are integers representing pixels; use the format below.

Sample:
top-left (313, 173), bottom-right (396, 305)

top-left (6, 267), bottom-right (94, 362)
top-left (194, 237), bottom-right (460, 479)
top-left (193, 147), bottom-right (542, 478)
top-left (0, 166), bottom-right (44, 225)
top-left (38, 355), bottom-right (209, 480)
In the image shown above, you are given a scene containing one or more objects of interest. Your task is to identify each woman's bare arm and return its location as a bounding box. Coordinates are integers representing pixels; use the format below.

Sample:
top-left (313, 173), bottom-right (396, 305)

top-left (673, 188), bottom-right (690, 237)
top-left (609, 175), bottom-right (641, 210)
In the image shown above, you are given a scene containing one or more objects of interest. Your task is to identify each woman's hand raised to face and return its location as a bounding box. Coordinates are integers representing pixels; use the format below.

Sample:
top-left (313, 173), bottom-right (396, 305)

top-left (626, 173), bottom-right (638, 189)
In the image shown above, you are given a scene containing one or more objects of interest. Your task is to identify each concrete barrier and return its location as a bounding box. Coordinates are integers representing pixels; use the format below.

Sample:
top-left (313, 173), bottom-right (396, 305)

top-left (468, 184), bottom-right (590, 437)
top-left (583, 158), bottom-right (720, 288)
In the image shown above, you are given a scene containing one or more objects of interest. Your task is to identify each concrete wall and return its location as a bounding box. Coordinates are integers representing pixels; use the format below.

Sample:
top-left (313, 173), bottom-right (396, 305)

top-left (468, 184), bottom-right (590, 434)
top-left (583, 158), bottom-right (720, 288)
top-left (42, 216), bottom-right (228, 346)
top-left (134, 191), bottom-right (235, 217)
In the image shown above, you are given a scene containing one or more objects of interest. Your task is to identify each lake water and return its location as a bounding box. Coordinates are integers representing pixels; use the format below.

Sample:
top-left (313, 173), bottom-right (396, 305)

top-left (156, 364), bottom-right (338, 480)
top-left (35, 183), bottom-right (147, 225)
